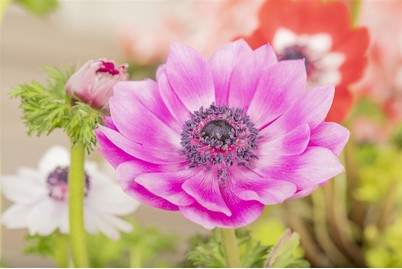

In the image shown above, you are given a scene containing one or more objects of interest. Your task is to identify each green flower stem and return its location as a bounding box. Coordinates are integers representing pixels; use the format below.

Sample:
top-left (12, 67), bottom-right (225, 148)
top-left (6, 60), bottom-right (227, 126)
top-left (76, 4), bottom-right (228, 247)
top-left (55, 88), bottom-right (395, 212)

top-left (54, 233), bottom-right (69, 268)
top-left (219, 228), bottom-right (241, 268)
top-left (68, 142), bottom-right (89, 267)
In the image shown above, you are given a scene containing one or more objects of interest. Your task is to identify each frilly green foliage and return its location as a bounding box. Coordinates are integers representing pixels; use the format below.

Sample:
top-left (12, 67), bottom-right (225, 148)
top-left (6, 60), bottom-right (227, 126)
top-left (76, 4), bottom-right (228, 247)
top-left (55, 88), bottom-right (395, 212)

top-left (10, 66), bottom-right (103, 152)
top-left (364, 217), bottom-right (402, 267)
top-left (180, 229), bottom-right (270, 268)
top-left (15, 0), bottom-right (58, 16)
top-left (180, 229), bottom-right (308, 268)
top-left (24, 233), bottom-right (59, 258)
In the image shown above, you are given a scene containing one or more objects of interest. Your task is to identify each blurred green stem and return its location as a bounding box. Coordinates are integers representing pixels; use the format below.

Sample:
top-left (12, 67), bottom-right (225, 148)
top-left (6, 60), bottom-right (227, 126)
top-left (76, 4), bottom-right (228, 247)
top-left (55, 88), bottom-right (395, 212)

top-left (130, 244), bottom-right (141, 268)
top-left (219, 228), bottom-right (241, 268)
top-left (312, 189), bottom-right (351, 266)
top-left (68, 142), bottom-right (89, 267)
top-left (345, 136), bottom-right (367, 230)
top-left (283, 203), bottom-right (330, 267)
top-left (54, 233), bottom-right (69, 268)
top-left (351, 0), bottom-right (362, 26)
top-left (377, 185), bottom-right (397, 231)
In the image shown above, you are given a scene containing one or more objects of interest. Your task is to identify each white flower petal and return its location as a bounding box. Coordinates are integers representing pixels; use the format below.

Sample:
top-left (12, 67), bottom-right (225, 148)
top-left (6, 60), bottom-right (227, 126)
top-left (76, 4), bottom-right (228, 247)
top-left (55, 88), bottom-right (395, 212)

top-left (1, 172), bottom-right (46, 204)
top-left (26, 198), bottom-right (63, 236)
top-left (307, 33), bottom-right (332, 54)
top-left (272, 28), bottom-right (298, 52)
top-left (319, 52), bottom-right (346, 69)
top-left (2, 204), bottom-right (30, 229)
top-left (86, 183), bottom-right (139, 215)
top-left (313, 70), bottom-right (342, 86)
top-left (85, 210), bottom-right (120, 240)
top-left (102, 214), bottom-right (132, 234)
top-left (38, 146), bottom-right (70, 176)
top-left (57, 203), bottom-right (69, 234)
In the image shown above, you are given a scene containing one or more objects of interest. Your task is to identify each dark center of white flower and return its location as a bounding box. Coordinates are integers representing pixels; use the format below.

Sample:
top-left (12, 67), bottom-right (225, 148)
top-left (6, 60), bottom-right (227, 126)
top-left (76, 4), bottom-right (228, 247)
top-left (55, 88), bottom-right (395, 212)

top-left (46, 166), bottom-right (90, 201)
top-left (278, 45), bottom-right (312, 73)
top-left (180, 103), bottom-right (259, 180)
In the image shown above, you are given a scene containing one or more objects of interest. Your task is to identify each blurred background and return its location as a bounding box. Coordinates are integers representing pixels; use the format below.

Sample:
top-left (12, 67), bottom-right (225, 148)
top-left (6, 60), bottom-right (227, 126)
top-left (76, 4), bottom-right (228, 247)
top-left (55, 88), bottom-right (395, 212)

top-left (1, 0), bottom-right (401, 267)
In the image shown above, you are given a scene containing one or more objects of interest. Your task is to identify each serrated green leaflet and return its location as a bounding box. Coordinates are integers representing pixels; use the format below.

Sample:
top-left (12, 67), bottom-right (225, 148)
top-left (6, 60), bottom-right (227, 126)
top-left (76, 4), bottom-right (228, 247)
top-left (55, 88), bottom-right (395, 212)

top-left (10, 66), bottom-right (103, 152)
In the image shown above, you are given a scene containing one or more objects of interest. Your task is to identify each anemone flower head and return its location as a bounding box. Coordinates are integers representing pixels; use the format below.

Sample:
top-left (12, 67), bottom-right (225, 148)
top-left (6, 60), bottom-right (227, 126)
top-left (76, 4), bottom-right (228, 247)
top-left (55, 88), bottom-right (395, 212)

top-left (96, 39), bottom-right (349, 229)
top-left (244, 0), bottom-right (369, 123)
top-left (65, 59), bottom-right (128, 110)
top-left (1, 146), bottom-right (139, 239)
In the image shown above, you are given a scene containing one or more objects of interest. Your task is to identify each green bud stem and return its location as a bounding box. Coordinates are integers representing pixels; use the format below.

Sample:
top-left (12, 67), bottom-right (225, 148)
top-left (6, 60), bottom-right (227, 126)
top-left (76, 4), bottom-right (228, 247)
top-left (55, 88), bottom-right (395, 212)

top-left (54, 233), bottom-right (69, 268)
top-left (68, 142), bottom-right (89, 267)
top-left (219, 228), bottom-right (241, 268)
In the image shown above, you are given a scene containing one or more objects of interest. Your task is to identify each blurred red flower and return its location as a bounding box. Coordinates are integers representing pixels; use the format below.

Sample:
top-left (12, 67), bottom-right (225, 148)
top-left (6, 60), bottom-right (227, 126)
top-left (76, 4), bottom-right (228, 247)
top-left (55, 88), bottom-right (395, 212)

top-left (245, 0), bottom-right (369, 123)
top-left (354, 0), bottom-right (402, 123)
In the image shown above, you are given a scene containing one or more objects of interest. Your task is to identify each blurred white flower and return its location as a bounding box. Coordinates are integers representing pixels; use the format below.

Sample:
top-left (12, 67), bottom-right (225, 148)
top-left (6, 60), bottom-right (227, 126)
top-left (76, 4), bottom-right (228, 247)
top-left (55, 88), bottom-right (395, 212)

top-left (1, 146), bottom-right (139, 240)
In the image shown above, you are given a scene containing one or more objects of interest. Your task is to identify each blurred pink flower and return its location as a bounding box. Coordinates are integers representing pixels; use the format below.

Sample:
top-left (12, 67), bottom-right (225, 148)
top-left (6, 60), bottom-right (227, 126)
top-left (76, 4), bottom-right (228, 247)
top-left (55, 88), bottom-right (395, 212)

top-left (354, 0), bottom-right (402, 122)
top-left (96, 40), bottom-right (349, 229)
top-left (65, 59), bottom-right (128, 110)
top-left (119, 0), bottom-right (263, 65)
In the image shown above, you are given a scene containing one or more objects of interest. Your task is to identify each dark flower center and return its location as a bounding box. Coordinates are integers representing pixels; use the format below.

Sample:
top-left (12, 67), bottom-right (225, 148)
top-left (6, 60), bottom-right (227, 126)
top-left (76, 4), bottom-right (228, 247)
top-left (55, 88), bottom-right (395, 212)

top-left (47, 166), bottom-right (90, 201)
top-left (180, 103), bottom-right (260, 180)
top-left (96, 61), bottom-right (121, 76)
top-left (278, 45), bottom-right (311, 72)
top-left (201, 120), bottom-right (234, 143)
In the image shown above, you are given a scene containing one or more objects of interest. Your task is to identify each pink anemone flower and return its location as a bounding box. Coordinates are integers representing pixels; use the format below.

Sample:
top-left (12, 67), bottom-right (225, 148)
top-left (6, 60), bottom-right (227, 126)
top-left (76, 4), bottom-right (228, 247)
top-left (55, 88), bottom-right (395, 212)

top-left (96, 40), bottom-right (349, 229)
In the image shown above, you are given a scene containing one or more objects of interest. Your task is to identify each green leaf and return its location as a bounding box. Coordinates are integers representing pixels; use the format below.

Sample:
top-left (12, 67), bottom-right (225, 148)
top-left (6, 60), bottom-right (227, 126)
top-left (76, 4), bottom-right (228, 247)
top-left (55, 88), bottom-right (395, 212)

top-left (265, 229), bottom-right (309, 268)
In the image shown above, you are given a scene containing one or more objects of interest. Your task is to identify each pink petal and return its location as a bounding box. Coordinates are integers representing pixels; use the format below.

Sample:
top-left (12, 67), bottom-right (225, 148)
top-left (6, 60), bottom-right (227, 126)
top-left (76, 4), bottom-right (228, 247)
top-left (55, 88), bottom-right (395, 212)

top-left (116, 162), bottom-right (180, 211)
top-left (113, 79), bottom-right (182, 134)
top-left (261, 86), bottom-right (335, 139)
top-left (180, 195), bottom-right (264, 229)
top-left (109, 95), bottom-right (181, 153)
top-left (254, 146), bottom-right (344, 190)
top-left (97, 125), bottom-right (183, 164)
top-left (166, 43), bottom-right (215, 112)
top-left (233, 168), bottom-right (297, 205)
top-left (247, 60), bottom-right (306, 128)
top-left (309, 122), bottom-right (350, 156)
top-left (182, 170), bottom-right (231, 216)
top-left (135, 170), bottom-right (197, 207)
top-left (290, 186), bottom-right (318, 199)
top-left (209, 39), bottom-right (253, 106)
top-left (258, 124), bottom-right (310, 156)
top-left (157, 66), bottom-right (191, 126)
top-left (95, 128), bottom-right (134, 168)
top-left (228, 44), bottom-right (278, 110)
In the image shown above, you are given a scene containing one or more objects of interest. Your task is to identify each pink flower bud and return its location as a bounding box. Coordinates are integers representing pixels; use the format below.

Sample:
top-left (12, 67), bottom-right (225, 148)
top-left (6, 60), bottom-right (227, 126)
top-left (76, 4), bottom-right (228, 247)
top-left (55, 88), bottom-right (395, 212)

top-left (65, 59), bottom-right (128, 110)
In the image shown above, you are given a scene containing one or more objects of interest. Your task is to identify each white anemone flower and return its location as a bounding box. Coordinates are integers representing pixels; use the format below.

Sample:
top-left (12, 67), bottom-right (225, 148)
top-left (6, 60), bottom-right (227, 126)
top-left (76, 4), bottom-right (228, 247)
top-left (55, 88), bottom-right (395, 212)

top-left (272, 27), bottom-right (345, 87)
top-left (1, 146), bottom-right (139, 240)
